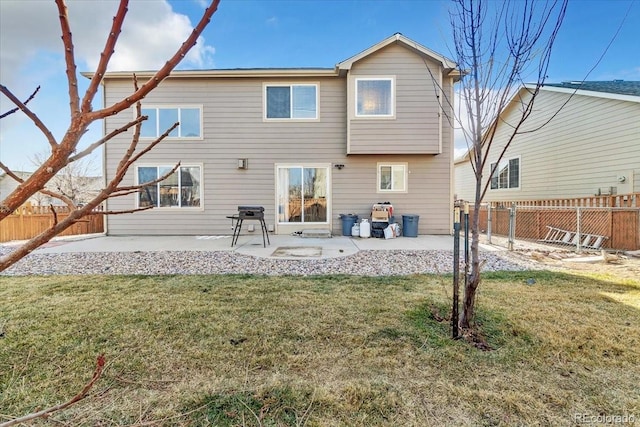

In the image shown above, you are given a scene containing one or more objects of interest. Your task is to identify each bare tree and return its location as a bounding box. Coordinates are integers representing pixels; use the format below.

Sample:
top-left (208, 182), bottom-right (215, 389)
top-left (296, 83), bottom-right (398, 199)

top-left (449, 0), bottom-right (567, 329)
top-left (0, 0), bottom-right (221, 271)
top-left (30, 151), bottom-right (99, 206)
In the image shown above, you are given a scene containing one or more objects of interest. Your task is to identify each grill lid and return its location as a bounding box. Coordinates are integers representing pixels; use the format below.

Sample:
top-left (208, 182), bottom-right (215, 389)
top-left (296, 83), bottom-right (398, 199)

top-left (238, 206), bottom-right (264, 212)
top-left (237, 206), bottom-right (265, 219)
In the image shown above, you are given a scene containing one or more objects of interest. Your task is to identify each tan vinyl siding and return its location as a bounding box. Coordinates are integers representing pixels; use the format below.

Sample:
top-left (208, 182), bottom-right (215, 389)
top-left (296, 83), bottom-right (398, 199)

top-left (331, 154), bottom-right (453, 235)
top-left (454, 157), bottom-right (478, 201)
top-left (347, 43), bottom-right (443, 154)
top-left (103, 65), bottom-right (455, 236)
top-left (104, 77), bottom-right (346, 236)
top-left (454, 89), bottom-right (640, 202)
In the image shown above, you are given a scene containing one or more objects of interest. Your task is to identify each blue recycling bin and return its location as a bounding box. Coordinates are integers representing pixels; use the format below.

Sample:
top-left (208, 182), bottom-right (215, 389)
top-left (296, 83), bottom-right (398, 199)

top-left (339, 214), bottom-right (359, 236)
top-left (402, 214), bottom-right (420, 237)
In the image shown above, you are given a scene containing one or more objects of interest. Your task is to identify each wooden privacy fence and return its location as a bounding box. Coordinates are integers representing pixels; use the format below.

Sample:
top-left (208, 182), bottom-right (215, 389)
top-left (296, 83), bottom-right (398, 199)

top-left (470, 194), bottom-right (640, 251)
top-left (0, 204), bottom-right (104, 243)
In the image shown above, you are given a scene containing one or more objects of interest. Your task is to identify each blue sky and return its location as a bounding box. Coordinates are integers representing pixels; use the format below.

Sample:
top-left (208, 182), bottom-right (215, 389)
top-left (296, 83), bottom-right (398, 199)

top-left (1, 0), bottom-right (638, 175)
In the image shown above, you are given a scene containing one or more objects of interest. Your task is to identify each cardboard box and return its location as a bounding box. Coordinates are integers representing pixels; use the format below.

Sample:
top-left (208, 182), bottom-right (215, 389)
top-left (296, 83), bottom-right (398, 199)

top-left (371, 210), bottom-right (389, 222)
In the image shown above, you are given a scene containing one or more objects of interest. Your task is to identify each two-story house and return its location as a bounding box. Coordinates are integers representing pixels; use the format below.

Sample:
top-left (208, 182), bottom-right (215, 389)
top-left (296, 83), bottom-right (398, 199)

top-left (98, 33), bottom-right (460, 236)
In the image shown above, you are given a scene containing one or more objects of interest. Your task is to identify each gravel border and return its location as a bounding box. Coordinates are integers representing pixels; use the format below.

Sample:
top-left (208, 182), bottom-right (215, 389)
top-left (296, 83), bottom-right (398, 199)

top-left (0, 248), bottom-right (541, 276)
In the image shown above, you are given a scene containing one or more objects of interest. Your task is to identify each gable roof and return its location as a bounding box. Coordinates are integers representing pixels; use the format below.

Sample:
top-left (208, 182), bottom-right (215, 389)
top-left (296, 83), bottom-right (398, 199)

top-left (543, 80), bottom-right (640, 96)
top-left (89, 34), bottom-right (461, 81)
top-left (537, 81), bottom-right (640, 103)
top-left (337, 33), bottom-right (460, 78)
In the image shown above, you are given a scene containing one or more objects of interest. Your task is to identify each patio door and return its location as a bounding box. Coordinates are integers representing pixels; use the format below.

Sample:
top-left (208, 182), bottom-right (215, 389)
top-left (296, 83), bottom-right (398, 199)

top-left (276, 164), bottom-right (330, 234)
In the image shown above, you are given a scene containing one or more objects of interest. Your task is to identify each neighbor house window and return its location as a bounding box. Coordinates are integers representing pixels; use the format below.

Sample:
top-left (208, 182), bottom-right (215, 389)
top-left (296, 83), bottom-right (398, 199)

top-left (377, 163), bottom-right (407, 192)
top-left (356, 77), bottom-right (394, 117)
top-left (265, 84), bottom-right (318, 119)
top-left (490, 157), bottom-right (520, 189)
top-left (140, 106), bottom-right (202, 138)
top-left (137, 165), bottom-right (202, 208)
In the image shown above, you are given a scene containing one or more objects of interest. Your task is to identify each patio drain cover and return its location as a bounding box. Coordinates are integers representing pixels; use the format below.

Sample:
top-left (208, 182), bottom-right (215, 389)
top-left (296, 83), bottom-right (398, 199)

top-left (271, 246), bottom-right (322, 258)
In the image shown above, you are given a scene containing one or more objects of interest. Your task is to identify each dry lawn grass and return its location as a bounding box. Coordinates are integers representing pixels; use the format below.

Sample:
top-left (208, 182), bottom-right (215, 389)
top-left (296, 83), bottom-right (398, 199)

top-left (0, 271), bottom-right (638, 426)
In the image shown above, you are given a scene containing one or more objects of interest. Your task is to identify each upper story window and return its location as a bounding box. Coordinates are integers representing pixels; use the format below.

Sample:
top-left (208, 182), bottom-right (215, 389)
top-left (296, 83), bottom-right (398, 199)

top-left (137, 165), bottom-right (202, 208)
top-left (265, 84), bottom-right (318, 120)
top-left (490, 157), bottom-right (520, 190)
top-left (356, 77), bottom-right (394, 117)
top-left (377, 162), bottom-right (407, 193)
top-left (140, 106), bottom-right (202, 139)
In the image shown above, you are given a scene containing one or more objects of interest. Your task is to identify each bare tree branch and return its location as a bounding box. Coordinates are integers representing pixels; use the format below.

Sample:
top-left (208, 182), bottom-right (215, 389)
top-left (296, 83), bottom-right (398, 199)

top-left (55, 0), bottom-right (81, 117)
top-left (94, 206), bottom-right (154, 215)
top-left (86, 0), bottom-right (221, 121)
top-left (69, 115), bottom-right (147, 163)
top-left (0, 84), bottom-right (58, 148)
top-left (0, 86), bottom-right (40, 119)
top-left (80, 0), bottom-right (129, 114)
top-left (0, 163), bottom-right (24, 183)
top-left (1, 162), bottom-right (77, 209)
top-left (0, 355), bottom-right (105, 427)
top-left (448, 0), bottom-right (568, 330)
top-left (0, 1), bottom-right (221, 270)
top-left (0, 0), bottom-right (220, 224)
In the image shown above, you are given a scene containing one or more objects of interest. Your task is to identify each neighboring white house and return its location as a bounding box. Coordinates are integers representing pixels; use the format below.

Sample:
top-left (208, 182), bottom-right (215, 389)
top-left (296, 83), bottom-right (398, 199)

top-left (0, 171), bottom-right (103, 207)
top-left (96, 34), bottom-right (462, 236)
top-left (0, 171), bottom-right (40, 206)
top-left (455, 81), bottom-right (640, 202)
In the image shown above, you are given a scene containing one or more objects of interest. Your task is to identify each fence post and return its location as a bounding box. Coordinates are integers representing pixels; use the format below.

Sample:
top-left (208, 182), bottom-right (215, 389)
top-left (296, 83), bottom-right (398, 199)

top-left (508, 202), bottom-right (516, 251)
top-left (576, 207), bottom-right (582, 253)
top-left (452, 203), bottom-right (461, 339)
top-left (464, 202), bottom-right (469, 290)
top-left (487, 203), bottom-right (492, 244)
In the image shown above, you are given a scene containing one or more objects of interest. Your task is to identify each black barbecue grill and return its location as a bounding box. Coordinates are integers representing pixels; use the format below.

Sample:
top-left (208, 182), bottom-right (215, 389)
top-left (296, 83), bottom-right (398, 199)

top-left (227, 206), bottom-right (270, 247)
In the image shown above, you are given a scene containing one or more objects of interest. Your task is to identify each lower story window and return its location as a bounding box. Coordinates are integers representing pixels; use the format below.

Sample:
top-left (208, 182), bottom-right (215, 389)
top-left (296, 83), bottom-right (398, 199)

top-left (377, 163), bottom-right (407, 192)
top-left (138, 165), bottom-right (201, 208)
top-left (490, 157), bottom-right (520, 189)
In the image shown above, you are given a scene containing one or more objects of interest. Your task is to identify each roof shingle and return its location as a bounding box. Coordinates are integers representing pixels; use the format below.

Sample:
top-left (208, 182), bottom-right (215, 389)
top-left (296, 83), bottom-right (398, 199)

top-left (543, 80), bottom-right (640, 96)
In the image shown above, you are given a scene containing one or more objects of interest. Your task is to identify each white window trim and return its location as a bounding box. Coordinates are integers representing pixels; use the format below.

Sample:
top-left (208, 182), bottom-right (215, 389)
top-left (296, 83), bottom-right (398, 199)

top-left (489, 155), bottom-right (521, 191)
top-left (263, 83), bottom-right (320, 121)
top-left (135, 163), bottom-right (204, 211)
top-left (377, 162), bottom-right (408, 193)
top-left (137, 105), bottom-right (204, 140)
top-left (355, 76), bottom-right (395, 119)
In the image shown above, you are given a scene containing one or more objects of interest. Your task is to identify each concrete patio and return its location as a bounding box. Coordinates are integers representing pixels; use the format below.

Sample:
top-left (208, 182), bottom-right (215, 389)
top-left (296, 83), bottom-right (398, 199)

top-left (3, 233), bottom-right (500, 260)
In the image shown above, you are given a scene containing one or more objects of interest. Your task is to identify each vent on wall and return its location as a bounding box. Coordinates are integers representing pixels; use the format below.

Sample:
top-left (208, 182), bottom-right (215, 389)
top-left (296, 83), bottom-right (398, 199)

top-left (595, 186), bottom-right (616, 196)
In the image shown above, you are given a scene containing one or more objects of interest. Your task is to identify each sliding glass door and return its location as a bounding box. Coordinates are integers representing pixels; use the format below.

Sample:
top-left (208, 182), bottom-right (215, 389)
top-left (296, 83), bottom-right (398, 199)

top-left (277, 165), bottom-right (329, 224)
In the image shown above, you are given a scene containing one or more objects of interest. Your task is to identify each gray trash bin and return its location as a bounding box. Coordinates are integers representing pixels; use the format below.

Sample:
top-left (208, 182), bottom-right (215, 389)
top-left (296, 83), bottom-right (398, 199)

top-left (402, 214), bottom-right (419, 237)
top-left (339, 214), bottom-right (359, 236)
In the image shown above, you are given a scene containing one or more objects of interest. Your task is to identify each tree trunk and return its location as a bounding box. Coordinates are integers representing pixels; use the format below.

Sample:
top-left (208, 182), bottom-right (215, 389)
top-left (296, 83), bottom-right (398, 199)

top-left (460, 157), bottom-right (484, 329)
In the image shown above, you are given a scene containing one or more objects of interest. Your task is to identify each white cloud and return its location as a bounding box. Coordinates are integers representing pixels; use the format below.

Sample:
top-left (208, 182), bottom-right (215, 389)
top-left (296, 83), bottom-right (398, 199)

top-left (266, 16), bottom-right (278, 27)
top-left (0, 0), bottom-right (216, 173)
top-left (454, 147), bottom-right (469, 161)
top-left (452, 88), bottom-right (472, 155)
top-left (0, 0), bottom-right (216, 88)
